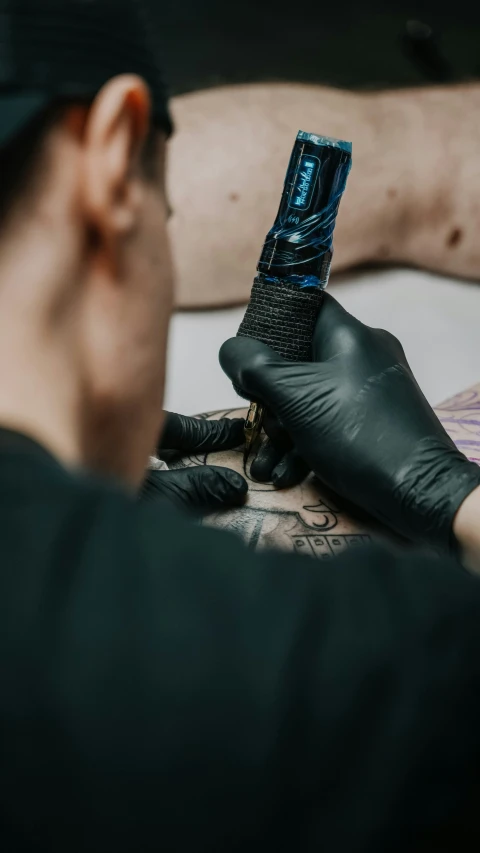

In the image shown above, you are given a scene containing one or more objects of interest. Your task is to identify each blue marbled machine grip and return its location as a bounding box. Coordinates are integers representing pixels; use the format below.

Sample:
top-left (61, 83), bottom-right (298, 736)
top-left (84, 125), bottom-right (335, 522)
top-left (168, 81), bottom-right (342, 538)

top-left (237, 131), bottom-right (352, 374)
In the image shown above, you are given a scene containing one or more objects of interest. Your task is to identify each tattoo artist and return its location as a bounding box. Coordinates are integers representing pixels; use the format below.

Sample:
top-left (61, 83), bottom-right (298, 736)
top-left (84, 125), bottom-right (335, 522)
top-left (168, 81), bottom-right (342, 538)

top-left (2, 3), bottom-right (480, 851)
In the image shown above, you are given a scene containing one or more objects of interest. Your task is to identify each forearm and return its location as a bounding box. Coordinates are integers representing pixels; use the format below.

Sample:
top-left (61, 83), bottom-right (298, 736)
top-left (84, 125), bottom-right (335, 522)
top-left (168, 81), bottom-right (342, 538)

top-left (169, 82), bottom-right (480, 309)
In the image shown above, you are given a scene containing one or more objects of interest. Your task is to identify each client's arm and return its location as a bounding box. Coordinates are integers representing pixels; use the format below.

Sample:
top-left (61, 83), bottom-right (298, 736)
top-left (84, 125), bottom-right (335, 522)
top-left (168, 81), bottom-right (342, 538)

top-left (169, 83), bottom-right (480, 308)
top-left (165, 382), bottom-right (480, 558)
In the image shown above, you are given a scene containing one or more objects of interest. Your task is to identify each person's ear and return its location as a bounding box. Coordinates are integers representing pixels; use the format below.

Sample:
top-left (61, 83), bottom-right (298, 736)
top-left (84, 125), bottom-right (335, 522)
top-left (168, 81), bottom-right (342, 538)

top-left (80, 74), bottom-right (151, 265)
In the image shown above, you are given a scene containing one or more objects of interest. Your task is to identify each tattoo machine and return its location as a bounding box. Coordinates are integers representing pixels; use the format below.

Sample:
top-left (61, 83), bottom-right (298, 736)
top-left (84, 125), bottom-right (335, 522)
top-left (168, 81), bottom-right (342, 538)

top-left (236, 131), bottom-right (352, 462)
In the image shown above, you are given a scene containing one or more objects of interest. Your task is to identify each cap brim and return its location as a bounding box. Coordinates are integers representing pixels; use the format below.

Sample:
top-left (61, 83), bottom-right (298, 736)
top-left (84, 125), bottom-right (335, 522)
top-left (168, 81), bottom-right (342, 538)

top-left (0, 93), bottom-right (50, 148)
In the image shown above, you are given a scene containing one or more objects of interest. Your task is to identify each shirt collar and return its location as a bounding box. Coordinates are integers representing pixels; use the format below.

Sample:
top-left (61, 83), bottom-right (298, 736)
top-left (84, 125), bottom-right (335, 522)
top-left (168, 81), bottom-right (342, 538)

top-left (0, 427), bottom-right (62, 469)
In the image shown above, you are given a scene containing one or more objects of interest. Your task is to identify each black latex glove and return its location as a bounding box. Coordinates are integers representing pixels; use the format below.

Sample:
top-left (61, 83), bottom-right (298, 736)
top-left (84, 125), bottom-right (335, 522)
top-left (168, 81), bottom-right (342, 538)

top-left (157, 412), bottom-right (246, 460)
top-left (142, 413), bottom-right (247, 514)
top-left (220, 293), bottom-right (480, 553)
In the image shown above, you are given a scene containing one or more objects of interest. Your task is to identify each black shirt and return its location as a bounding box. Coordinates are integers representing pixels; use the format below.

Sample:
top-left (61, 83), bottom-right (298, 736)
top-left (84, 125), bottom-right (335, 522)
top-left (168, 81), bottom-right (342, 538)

top-left (1, 430), bottom-right (480, 851)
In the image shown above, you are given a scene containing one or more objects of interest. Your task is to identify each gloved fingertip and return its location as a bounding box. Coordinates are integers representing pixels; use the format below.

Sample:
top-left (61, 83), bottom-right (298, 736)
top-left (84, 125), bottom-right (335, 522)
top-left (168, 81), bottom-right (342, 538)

top-left (224, 470), bottom-right (249, 495)
top-left (272, 455), bottom-right (309, 489)
top-left (271, 466), bottom-right (289, 489)
top-left (219, 337), bottom-right (282, 401)
top-left (218, 337), bottom-right (237, 358)
top-left (250, 463), bottom-right (272, 483)
top-left (224, 418), bottom-right (247, 446)
top-left (219, 336), bottom-right (264, 367)
top-left (218, 338), bottom-right (243, 379)
top-left (230, 417), bottom-right (247, 429)
top-left (250, 440), bottom-right (282, 482)
top-left (211, 470), bottom-right (248, 508)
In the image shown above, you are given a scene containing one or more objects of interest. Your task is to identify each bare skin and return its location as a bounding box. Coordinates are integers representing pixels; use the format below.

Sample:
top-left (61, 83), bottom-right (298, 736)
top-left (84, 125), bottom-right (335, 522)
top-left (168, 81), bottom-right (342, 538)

top-left (169, 83), bottom-right (480, 309)
top-left (0, 78), bottom-right (172, 488)
top-left (165, 382), bottom-right (480, 558)
top-left (438, 383), bottom-right (480, 571)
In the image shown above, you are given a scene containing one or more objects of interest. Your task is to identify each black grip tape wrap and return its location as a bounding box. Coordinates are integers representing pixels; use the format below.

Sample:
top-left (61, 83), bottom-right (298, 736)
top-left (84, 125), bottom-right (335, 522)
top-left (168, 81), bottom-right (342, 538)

top-left (235, 275), bottom-right (323, 399)
top-left (238, 275), bottom-right (323, 360)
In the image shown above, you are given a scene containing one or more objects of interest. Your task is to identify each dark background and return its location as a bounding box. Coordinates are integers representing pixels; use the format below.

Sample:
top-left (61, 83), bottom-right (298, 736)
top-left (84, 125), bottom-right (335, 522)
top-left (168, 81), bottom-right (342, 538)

top-left (150, 0), bottom-right (480, 95)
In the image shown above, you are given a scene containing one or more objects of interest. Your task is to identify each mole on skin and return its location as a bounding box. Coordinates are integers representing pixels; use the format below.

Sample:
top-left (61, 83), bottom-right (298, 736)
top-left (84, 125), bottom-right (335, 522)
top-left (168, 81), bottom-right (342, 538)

top-left (377, 244), bottom-right (391, 259)
top-left (447, 226), bottom-right (463, 248)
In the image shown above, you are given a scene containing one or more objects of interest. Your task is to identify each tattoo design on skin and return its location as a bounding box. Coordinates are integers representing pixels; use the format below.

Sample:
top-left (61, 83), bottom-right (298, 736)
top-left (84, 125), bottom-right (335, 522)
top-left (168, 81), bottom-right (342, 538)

top-left (437, 384), bottom-right (480, 465)
top-left (167, 409), bottom-right (374, 557)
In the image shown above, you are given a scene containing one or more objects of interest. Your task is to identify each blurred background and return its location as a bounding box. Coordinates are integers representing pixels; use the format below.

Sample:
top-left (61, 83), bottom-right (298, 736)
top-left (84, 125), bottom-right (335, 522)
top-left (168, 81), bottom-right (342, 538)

top-left (147, 1), bottom-right (480, 414)
top-left (154, 0), bottom-right (480, 94)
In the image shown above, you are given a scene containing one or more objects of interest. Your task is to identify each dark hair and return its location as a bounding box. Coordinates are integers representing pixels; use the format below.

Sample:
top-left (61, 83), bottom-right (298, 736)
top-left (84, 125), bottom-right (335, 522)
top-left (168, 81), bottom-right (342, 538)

top-left (0, 99), bottom-right (161, 231)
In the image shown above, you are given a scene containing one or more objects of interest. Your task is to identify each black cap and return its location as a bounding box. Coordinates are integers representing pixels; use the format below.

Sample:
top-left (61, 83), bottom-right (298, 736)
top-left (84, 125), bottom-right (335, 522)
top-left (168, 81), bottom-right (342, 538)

top-left (0, 0), bottom-right (173, 149)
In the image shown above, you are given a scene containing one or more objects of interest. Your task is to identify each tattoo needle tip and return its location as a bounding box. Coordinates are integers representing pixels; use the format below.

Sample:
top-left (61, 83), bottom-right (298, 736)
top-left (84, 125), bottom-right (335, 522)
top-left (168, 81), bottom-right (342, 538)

top-left (244, 401), bottom-right (265, 472)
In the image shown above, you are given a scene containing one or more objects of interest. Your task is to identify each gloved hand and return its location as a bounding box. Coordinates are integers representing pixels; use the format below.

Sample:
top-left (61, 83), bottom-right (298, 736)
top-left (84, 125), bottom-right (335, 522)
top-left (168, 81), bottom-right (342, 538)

top-left (142, 412), bottom-right (247, 514)
top-left (220, 294), bottom-right (480, 553)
